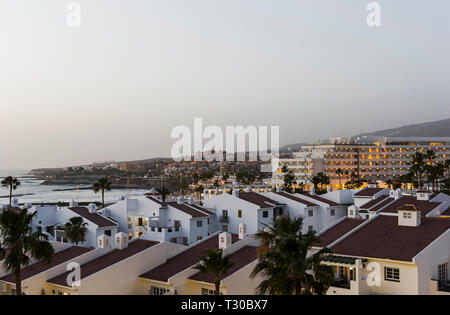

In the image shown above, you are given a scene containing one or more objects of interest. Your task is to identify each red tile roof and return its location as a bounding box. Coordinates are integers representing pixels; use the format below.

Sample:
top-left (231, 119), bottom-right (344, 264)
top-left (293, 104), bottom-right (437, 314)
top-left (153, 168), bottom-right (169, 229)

top-left (397, 204), bottom-right (421, 212)
top-left (238, 192), bottom-right (280, 208)
top-left (379, 196), bottom-right (441, 215)
top-left (368, 197), bottom-right (394, 212)
top-left (188, 246), bottom-right (257, 284)
top-left (275, 192), bottom-right (319, 207)
top-left (316, 218), bottom-right (365, 247)
top-left (188, 203), bottom-right (215, 215)
top-left (68, 207), bottom-right (118, 228)
top-left (166, 202), bottom-right (209, 218)
top-left (305, 194), bottom-right (340, 207)
top-left (331, 215), bottom-right (450, 261)
top-left (360, 195), bottom-right (390, 210)
top-left (47, 239), bottom-right (158, 287)
top-left (354, 188), bottom-right (385, 197)
top-left (1, 246), bottom-right (93, 283)
top-left (139, 234), bottom-right (239, 282)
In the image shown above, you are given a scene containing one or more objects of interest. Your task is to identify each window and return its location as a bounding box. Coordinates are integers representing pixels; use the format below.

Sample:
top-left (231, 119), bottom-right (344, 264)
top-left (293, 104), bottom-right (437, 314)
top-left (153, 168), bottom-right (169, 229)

top-left (222, 225), bottom-right (228, 232)
top-left (308, 210), bottom-right (313, 217)
top-left (330, 209), bottom-right (335, 216)
top-left (151, 286), bottom-right (169, 295)
top-left (238, 210), bottom-right (242, 218)
top-left (438, 263), bottom-right (448, 288)
top-left (197, 236), bottom-right (203, 241)
top-left (403, 212), bottom-right (412, 219)
top-left (174, 220), bottom-right (181, 231)
top-left (197, 220), bottom-right (203, 228)
top-left (170, 238), bottom-right (178, 244)
top-left (308, 225), bottom-right (314, 233)
top-left (182, 237), bottom-right (188, 245)
top-left (262, 211), bottom-right (269, 218)
top-left (104, 230), bottom-right (111, 237)
top-left (384, 267), bottom-right (400, 282)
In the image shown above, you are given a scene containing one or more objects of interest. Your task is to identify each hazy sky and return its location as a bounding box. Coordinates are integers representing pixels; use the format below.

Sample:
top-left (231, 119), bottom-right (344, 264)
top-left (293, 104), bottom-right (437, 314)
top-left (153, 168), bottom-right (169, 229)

top-left (1, 0), bottom-right (449, 169)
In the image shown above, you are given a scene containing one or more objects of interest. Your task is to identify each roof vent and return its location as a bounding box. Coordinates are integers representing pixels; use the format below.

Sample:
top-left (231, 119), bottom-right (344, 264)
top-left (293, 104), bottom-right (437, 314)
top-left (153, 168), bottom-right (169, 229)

top-left (310, 187), bottom-right (316, 196)
top-left (327, 186), bottom-right (332, 193)
top-left (232, 189), bottom-right (239, 198)
top-left (88, 203), bottom-right (97, 214)
top-left (25, 202), bottom-right (33, 209)
top-left (245, 186), bottom-right (252, 193)
top-left (177, 196), bottom-right (184, 204)
top-left (275, 186), bottom-right (282, 193)
top-left (187, 196), bottom-right (194, 204)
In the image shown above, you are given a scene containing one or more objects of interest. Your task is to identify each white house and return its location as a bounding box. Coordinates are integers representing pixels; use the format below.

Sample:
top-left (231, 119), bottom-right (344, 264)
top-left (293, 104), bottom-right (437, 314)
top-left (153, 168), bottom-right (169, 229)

top-left (31, 202), bottom-right (118, 248)
top-left (101, 195), bottom-right (216, 246)
top-left (203, 190), bottom-right (284, 235)
top-left (314, 193), bottom-right (450, 295)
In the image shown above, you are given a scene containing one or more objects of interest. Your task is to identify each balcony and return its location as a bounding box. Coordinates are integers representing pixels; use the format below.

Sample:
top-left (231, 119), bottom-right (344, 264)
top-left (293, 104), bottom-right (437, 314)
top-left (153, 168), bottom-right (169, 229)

top-left (331, 278), bottom-right (351, 290)
top-left (219, 216), bottom-right (229, 223)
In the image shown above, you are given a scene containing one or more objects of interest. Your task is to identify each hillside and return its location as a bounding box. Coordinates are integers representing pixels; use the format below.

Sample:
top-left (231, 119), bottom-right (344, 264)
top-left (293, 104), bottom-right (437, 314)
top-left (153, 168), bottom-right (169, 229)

top-left (354, 118), bottom-right (450, 138)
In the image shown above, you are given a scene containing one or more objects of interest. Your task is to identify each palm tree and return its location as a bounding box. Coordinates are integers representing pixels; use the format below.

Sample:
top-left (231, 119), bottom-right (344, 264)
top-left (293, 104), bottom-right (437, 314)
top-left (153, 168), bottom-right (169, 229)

top-left (335, 168), bottom-right (344, 189)
top-left (156, 185), bottom-right (171, 202)
top-left (385, 178), bottom-right (393, 189)
top-left (251, 215), bottom-right (334, 295)
top-left (411, 152), bottom-right (425, 189)
top-left (0, 208), bottom-right (54, 295)
top-left (64, 217), bottom-right (88, 245)
top-left (93, 178), bottom-right (112, 208)
top-left (1, 176), bottom-right (21, 207)
top-left (194, 185), bottom-right (204, 199)
top-left (194, 249), bottom-right (234, 295)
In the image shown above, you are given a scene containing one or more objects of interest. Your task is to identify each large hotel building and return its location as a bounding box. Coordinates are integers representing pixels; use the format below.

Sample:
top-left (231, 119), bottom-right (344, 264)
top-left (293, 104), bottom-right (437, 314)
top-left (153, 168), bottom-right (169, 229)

top-left (272, 137), bottom-right (450, 189)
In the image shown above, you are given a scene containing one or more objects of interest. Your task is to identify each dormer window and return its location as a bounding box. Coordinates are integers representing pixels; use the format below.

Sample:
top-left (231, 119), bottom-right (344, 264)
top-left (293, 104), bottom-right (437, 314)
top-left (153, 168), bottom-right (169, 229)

top-left (403, 212), bottom-right (412, 219)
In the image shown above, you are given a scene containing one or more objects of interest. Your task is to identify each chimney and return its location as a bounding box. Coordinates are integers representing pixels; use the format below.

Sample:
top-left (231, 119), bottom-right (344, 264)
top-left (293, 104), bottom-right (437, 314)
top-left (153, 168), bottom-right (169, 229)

top-left (11, 198), bottom-right (19, 208)
top-left (69, 199), bottom-right (77, 208)
top-left (397, 204), bottom-right (421, 227)
top-left (275, 186), bottom-right (282, 193)
top-left (88, 203), bottom-right (97, 214)
top-left (416, 190), bottom-right (430, 201)
top-left (245, 186), bottom-right (252, 193)
top-left (232, 189), bottom-right (239, 198)
top-left (115, 232), bottom-right (128, 250)
top-left (97, 234), bottom-right (111, 249)
top-left (177, 196), bottom-right (184, 204)
top-left (327, 186), bottom-right (332, 193)
top-left (310, 187), bottom-right (316, 196)
top-left (394, 188), bottom-right (402, 200)
top-left (368, 181), bottom-right (378, 189)
top-left (218, 232), bottom-right (232, 250)
top-left (238, 223), bottom-right (247, 240)
top-left (25, 202), bottom-right (33, 210)
top-left (187, 196), bottom-right (194, 204)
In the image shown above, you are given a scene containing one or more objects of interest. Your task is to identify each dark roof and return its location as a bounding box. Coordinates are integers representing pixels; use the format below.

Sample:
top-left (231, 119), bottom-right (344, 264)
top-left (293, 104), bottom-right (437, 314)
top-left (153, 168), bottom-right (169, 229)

top-left (275, 192), bottom-right (319, 207)
top-left (139, 234), bottom-right (239, 282)
top-left (316, 218), bottom-right (365, 247)
top-left (360, 195), bottom-right (390, 210)
top-left (68, 207), bottom-right (118, 228)
top-left (1, 246), bottom-right (93, 283)
top-left (369, 197), bottom-right (395, 212)
top-left (48, 239), bottom-right (158, 287)
top-left (331, 215), bottom-right (450, 262)
top-left (397, 204), bottom-right (421, 212)
top-left (189, 246), bottom-right (257, 284)
top-left (354, 188), bottom-right (385, 197)
top-left (238, 192), bottom-right (279, 208)
top-left (189, 203), bottom-right (215, 215)
top-left (167, 202), bottom-right (209, 218)
top-left (441, 206), bottom-right (450, 216)
top-left (379, 196), bottom-right (441, 215)
top-left (305, 194), bottom-right (340, 207)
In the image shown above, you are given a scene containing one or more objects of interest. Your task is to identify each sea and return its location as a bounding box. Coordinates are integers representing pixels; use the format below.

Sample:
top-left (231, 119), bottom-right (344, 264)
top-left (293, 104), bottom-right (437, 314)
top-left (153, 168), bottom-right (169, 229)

top-left (0, 169), bottom-right (148, 205)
